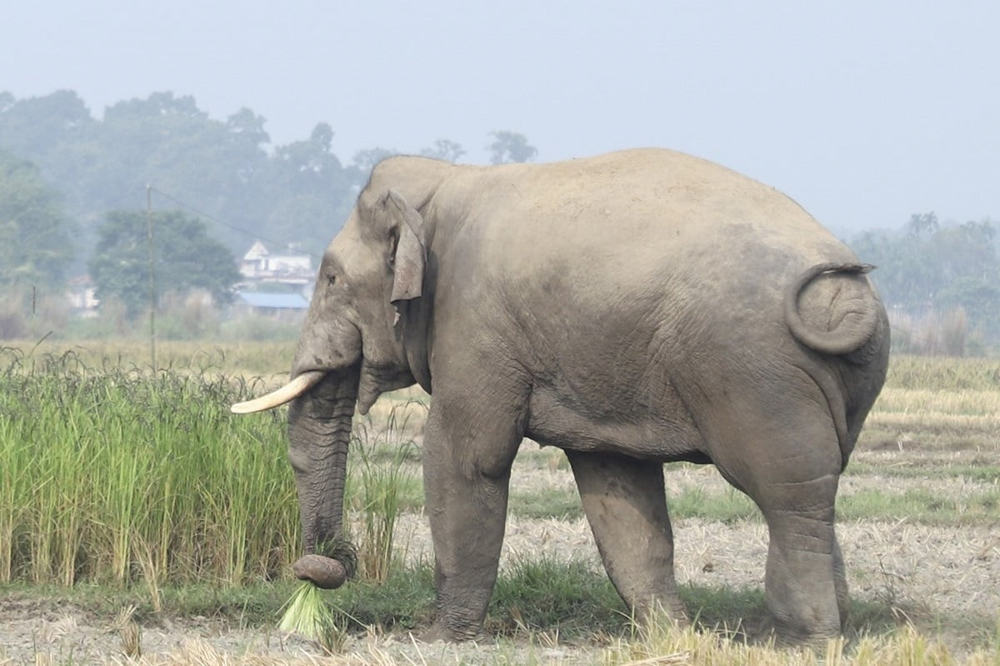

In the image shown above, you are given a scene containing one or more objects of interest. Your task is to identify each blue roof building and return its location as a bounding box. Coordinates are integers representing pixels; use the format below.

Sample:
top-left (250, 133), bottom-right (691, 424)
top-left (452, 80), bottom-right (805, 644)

top-left (234, 292), bottom-right (310, 321)
top-left (237, 293), bottom-right (309, 310)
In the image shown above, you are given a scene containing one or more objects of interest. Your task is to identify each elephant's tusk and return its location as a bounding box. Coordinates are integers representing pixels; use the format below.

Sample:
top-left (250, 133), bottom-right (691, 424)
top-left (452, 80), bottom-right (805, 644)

top-left (230, 370), bottom-right (326, 414)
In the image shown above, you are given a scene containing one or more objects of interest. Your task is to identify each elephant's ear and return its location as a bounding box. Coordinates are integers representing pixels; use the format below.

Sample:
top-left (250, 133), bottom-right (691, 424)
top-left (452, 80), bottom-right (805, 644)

top-left (385, 190), bottom-right (425, 305)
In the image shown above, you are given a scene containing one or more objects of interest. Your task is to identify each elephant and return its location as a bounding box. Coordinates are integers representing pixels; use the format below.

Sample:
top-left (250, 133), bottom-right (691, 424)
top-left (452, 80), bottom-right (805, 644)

top-left (232, 148), bottom-right (890, 645)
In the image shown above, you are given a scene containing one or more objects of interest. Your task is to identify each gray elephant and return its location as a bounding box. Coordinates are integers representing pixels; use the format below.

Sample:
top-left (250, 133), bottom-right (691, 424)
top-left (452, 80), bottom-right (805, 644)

top-left (233, 148), bottom-right (889, 645)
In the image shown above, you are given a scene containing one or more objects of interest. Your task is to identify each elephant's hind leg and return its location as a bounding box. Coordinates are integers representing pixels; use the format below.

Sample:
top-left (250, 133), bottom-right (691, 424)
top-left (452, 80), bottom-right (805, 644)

top-left (756, 473), bottom-right (847, 645)
top-left (566, 450), bottom-right (688, 624)
top-left (709, 399), bottom-right (847, 645)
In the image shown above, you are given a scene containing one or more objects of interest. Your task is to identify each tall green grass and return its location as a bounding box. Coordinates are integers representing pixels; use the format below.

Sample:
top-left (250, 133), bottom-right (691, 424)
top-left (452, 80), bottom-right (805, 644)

top-left (0, 348), bottom-right (299, 587)
top-left (348, 405), bottom-right (423, 582)
top-left (0, 347), bottom-right (427, 591)
top-left (0, 339), bottom-right (295, 378)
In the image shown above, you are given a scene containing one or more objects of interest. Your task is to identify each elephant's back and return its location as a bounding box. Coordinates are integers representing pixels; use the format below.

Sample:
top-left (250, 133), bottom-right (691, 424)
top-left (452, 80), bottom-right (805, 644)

top-left (452, 148), bottom-right (856, 297)
top-left (458, 148), bottom-right (830, 255)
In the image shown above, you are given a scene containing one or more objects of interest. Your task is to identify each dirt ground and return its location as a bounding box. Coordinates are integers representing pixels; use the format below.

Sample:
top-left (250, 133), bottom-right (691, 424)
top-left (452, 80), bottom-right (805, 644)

top-left (3, 444), bottom-right (999, 664)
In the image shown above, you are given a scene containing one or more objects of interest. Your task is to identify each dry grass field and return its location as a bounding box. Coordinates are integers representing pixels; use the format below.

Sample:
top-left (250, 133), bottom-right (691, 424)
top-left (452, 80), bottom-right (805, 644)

top-left (2, 340), bottom-right (999, 664)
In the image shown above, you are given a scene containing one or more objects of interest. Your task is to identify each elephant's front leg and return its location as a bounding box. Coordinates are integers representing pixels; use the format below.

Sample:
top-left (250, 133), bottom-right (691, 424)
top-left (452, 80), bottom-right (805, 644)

top-left (567, 450), bottom-right (687, 624)
top-left (421, 399), bottom-right (523, 641)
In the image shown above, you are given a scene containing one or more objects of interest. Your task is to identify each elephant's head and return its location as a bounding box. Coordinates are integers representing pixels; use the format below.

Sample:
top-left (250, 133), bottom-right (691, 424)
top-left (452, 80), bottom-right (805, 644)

top-left (231, 157), bottom-right (450, 587)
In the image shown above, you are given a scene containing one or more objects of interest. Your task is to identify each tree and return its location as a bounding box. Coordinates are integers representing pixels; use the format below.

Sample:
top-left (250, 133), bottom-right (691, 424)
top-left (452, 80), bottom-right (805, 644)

top-left (0, 150), bottom-right (74, 291)
top-left (487, 131), bottom-right (537, 164)
top-left (0, 89), bottom-right (93, 163)
top-left (0, 91), bottom-right (96, 252)
top-left (272, 123), bottom-right (336, 175)
top-left (933, 220), bottom-right (1000, 334)
top-left (352, 147), bottom-right (399, 173)
top-left (420, 139), bottom-right (466, 163)
top-left (250, 123), bottom-right (361, 255)
top-left (0, 91), bottom-right (367, 264)
top-left (89, 210), bottom-right (240, 319)
top-left (906, 211), bottom-right (939, 238)
top-left (849, 214), bottom-right (1000, 342)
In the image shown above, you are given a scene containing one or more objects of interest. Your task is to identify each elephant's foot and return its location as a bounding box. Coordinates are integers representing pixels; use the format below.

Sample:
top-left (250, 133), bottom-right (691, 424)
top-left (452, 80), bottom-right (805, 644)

top-left (634, 599), bottom-right (690, 633)
top-left (417, 621), bottom-right (486, 644)
top-left (292, 554), bottom-right (348, 589)
top-left (764, 616), bottom-right (841, 651)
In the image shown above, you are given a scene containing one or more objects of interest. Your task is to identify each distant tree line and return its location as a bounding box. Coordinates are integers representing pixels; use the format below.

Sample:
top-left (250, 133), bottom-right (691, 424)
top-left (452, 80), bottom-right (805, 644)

top-left (0, 90), bottom-right (537, 261)
top-left (0, 150), bottom-right (73, 291)
top-left (1, 89), bottom-right (998, 352)
top-left (0, 89), bottom-right (537, 330)
top-left (849, 213), bottom-right (1000, 354)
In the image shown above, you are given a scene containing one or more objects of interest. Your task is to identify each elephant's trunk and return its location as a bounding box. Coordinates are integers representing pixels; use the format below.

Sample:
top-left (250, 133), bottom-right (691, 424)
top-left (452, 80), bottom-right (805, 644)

top-left (286, 366), bottom-right (360, 588)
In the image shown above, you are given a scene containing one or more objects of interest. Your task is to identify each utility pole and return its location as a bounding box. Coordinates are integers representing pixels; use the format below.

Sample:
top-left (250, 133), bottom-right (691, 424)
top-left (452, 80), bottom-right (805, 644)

top-left (146, 184), bottom-right (157, 372)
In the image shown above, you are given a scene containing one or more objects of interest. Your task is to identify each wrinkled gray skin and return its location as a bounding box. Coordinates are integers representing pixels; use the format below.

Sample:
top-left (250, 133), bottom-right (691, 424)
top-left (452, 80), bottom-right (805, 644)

top-left (239, 148), bottom-right (889, 645)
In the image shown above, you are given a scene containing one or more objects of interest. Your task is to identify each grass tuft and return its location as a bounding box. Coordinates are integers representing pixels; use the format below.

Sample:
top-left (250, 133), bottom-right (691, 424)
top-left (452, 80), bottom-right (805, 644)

top-left (277, 582), bottom-right (343, 652)
top-left (490, 556), bottom-right (626, 637)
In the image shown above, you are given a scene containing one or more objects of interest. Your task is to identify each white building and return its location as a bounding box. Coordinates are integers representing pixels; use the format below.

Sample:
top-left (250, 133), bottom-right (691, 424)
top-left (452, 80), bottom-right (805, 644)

top-left (239, 241), bottom-right (314, 286)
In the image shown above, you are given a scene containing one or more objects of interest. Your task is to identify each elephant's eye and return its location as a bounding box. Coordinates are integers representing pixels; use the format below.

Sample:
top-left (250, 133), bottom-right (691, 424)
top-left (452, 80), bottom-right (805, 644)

top-left (326, 274), bottom-right (337, 286)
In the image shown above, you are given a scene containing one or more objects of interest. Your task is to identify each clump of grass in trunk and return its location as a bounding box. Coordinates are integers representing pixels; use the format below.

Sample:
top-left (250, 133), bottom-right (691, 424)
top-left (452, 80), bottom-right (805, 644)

top-left (278, 583), bottom-right (346, 654)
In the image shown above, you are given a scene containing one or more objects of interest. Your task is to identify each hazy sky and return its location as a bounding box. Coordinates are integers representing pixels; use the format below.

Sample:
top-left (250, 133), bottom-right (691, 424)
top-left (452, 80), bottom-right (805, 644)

top-left (2, 1), bottom-right (998, 233)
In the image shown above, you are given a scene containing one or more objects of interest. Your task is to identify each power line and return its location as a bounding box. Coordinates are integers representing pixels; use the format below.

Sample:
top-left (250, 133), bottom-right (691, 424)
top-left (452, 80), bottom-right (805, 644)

top-left (148, 187), bottom-right (324, 262)
top-left (63, 190), bottom-right (140, 222)
top-left (55, 184), bottom-right (326, 262)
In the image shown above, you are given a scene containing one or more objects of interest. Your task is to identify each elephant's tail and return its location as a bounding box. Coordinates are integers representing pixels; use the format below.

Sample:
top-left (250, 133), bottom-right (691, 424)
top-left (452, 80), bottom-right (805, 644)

top-left (785, 262), bottom-right (881, 356)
